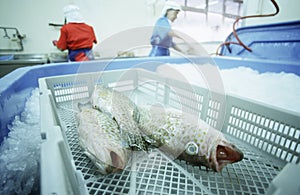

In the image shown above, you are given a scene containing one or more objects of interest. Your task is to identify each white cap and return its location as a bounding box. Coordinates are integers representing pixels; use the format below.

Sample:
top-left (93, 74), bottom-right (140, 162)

top-left (162, 1), bottom-right (182, 16)
top-left (63, 4), bottom-right (84, 23)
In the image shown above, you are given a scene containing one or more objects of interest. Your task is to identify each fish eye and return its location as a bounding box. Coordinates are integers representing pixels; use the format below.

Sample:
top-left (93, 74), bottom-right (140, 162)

top-left (185, 141), bottom-right (198, 155)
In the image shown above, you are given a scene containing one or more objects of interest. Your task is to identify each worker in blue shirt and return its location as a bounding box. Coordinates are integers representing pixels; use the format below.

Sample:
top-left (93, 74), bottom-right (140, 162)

top-left (149, 1), bottom-right (188, 56)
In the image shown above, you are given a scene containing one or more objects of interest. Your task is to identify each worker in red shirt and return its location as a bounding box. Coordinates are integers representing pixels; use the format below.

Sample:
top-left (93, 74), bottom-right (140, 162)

top-left (53, 4), bottom-right (97, 62)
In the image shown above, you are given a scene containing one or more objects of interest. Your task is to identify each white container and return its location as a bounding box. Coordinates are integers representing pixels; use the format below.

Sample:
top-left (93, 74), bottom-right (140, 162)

top-left (39, 68), bottom-right (300, 195)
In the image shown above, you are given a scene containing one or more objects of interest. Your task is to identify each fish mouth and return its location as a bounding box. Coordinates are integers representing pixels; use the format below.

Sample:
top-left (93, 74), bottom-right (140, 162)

top-left (102, 150), bottom-right (129, 174)
top-left (110, 151), bottom-right (126, 170)
top-left (87, 149), bottom-right (128, 175)
top-left (212, 142), bottom-right (244, 172)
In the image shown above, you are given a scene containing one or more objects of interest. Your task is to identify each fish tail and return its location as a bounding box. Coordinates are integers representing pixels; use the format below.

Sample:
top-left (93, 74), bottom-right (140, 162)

top-left (77, 101), bottom-right (92, 111)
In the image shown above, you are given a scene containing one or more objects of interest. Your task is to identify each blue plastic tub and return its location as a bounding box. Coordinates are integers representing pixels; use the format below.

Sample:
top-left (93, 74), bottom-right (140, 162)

top-left (0, 55), bottom-right (14, 61)
top-left (220, 20), bottom-right (300, 62)
top-left (1, 56), bottom-right (299, 144)
top-left (0, 56), bottom-right (211, 143)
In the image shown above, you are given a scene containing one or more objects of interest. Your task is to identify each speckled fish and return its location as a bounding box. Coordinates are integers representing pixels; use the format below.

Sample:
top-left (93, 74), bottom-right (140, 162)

top-left (137, 106), bottom-right (244, 172)
top-left (91, 85), bottom-right (147, 151)
top-left (76, 107), bottom-right (131, 174)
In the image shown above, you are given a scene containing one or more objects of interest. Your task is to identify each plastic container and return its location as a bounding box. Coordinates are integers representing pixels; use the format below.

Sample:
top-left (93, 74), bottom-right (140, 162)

top-left (220, 20), bottom-right (300, 63)
top-left (0, 54), bottom-right (14, 61)
top-left (265, 163), bottom-right (300, 195)
top-left (0, 57), bottom-right (206, 143)
top-left (1, 55), bottom-right (299, 144)
top-left (38, 68), bottom-right (300, 195)
top-left (0, 56), bottom-right (299, 194)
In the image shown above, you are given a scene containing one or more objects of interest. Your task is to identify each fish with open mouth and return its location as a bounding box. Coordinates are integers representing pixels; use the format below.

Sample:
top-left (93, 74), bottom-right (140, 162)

top-left (76, 107), bottom-right (131, 174)
top-left (91, 84), bottom-right (148, 151)
top-left (137, 105), bottom-right (244, 172)
top-left (87, 84), bottom-right (243, 172)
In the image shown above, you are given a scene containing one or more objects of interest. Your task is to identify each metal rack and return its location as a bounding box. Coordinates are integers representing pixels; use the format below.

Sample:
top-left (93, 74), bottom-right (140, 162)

top-left (0, 27), bottom-right (25, 52)
top-left (181, 0), bottom-right (243, 22)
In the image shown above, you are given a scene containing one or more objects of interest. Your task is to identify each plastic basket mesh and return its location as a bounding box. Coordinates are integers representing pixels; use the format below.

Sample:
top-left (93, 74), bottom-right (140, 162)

top-left (55, 99), bottom-right (282, 195)
top-left (39, 69), bottom-right (300, 194)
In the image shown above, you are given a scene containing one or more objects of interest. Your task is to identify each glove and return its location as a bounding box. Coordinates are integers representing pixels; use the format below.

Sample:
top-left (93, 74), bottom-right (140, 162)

top-left (52, 40), bottom-right (58, 46)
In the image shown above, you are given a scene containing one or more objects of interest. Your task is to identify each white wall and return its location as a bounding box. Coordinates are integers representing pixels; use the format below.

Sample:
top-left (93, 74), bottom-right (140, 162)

top-left (0, 0), bottom-right (163, 54)
top-left (242, 0), bottom-right (300, 26)
top-left (1, 0), bottom-right (299, 54)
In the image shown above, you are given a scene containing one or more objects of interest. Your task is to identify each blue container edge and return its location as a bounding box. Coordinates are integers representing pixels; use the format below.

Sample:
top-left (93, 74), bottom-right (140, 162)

top-left (1, 56), bottom-right (300, 144)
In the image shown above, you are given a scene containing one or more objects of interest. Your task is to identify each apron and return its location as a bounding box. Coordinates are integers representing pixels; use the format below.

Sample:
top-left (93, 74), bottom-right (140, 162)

top-left (68, 48), bottom-right (94, 61)
top-left (149, 46), bottom-right (170, 57)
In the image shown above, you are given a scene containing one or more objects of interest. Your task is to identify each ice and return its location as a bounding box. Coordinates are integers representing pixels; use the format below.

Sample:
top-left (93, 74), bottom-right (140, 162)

top-left (157, 63), bottom-right (300, 114)
top-left (221, 67), bottom-right (300, 113)
top-left (0, 88), bottom-right (41, 194)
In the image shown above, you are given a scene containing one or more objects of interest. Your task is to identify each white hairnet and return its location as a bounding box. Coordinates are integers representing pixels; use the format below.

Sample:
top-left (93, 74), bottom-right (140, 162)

top-left (161, 1), bottom-right (182, 16)
top-left (63, 4), bottom-right (84, 23)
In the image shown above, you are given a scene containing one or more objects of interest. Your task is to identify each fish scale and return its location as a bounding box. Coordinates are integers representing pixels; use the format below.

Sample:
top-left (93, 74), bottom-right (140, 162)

top-left (76, 107), bottom-right (130, 174)
top-left (92, 85), bottom-right (148, 151)
top-left (90, 85), bottom-right (243, 172)
top-left (137, 106), bottom-right (243, 172)
top-left (137, 106), bottom-right (209, 151)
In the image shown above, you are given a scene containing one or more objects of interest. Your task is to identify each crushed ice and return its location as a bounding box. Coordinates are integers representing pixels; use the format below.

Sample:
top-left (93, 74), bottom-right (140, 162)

top-left (0, 88), bottom-right (40, 194)
top-left (157, 64), bottom-right (300, 113)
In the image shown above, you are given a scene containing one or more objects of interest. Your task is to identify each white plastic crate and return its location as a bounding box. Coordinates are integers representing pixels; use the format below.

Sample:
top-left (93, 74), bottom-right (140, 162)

top-left (39, 68), bottom-right (300, 195)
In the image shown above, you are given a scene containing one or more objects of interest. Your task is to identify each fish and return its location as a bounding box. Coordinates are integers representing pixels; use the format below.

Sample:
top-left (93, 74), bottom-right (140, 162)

top-left (91, 84), bottom-right (148, 151)
top-left (137, 105), bottom-right (244, 172)
top-left (89, 84), bottom-right (243, 172)
top-left (76, 107), bottom-right (131, 174)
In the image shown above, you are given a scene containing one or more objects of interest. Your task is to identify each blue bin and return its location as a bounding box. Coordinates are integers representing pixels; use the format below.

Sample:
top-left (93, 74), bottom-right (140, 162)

top-left (220, 20), bottom-right (300, 62)
top-left (0, 54), bottom-right (14, 61)
top-left (0, 56), bottom-right (212, 143)
top-left (0, 56), bottom-right (299, 195)
top-left (1, 56), bottom-right (300, 143)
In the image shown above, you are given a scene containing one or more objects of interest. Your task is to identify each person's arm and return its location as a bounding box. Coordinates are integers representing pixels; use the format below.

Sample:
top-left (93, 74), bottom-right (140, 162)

top-left (168, 29), bottom-right (183, 40)
top-left (172, 43), bottom-right (184, 53)
top-left (55, 27), bottom-right (68, 51)
top-left (168, 30), bottom-right (190, 53)
top-left (169, 29), bottom-right (196, 55)
top-left (91, 27), bottom-right (97, 44)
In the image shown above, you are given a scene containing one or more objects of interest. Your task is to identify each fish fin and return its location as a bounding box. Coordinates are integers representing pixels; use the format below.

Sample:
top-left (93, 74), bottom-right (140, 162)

top-left (77, 101), bottom-right (92, 111)
top-left (133, 106), bottom-right (140, 122)
top-left (206, 167), bottom-right (209, 172)
top-left (83, 150), bottom-right (97, 162)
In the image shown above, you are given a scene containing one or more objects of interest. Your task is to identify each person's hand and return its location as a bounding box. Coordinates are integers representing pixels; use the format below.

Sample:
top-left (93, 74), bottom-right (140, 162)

top-left (52, 40), bottom-right (58, 46)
